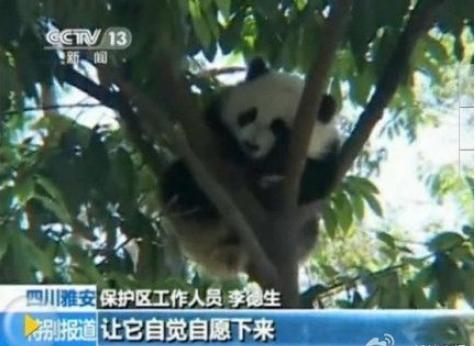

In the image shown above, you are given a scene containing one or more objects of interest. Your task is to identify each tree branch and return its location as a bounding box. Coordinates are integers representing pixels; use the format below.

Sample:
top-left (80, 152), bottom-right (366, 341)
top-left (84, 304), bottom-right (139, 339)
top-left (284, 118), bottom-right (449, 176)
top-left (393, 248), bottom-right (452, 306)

top-left (336, 0), bottom-right (448, 182)
top-left (282, 0), bottom-right (353, 208)
top-left (3, 102), bottom-right (102, 115)
top-left (60, 66), bottom-right (166, 178)
top-left (194, 66), bottom-right (246, 78)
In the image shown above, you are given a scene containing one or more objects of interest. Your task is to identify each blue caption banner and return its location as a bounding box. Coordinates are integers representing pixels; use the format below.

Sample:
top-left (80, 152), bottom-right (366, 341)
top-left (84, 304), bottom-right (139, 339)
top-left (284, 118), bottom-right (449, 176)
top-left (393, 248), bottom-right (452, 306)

top-left (97, 310), bottom-right (473, 346)
top-left (0, 285), bottom-right (472, 345)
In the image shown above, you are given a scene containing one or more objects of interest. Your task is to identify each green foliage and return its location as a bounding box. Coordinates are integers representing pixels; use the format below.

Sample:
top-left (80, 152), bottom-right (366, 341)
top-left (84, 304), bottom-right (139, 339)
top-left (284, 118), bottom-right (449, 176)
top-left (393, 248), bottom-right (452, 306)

top-left (322, 175), bottom-right (382, 238)
top-left (425, 165), bottom-right (474, 220)
top-left (307, 225), bottom-right (474, 309)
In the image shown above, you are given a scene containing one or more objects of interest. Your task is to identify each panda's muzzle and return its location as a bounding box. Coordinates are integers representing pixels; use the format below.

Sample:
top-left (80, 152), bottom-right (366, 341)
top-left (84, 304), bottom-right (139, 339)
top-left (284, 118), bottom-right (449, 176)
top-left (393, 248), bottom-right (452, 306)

top-left (244, 141), bottom-right (259, 152)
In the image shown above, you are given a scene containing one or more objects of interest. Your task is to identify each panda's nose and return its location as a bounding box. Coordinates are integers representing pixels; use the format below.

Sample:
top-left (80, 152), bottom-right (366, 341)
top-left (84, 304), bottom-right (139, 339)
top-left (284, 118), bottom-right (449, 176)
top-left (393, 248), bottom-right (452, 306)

top-left (244, 141), bottom-right (259, 152)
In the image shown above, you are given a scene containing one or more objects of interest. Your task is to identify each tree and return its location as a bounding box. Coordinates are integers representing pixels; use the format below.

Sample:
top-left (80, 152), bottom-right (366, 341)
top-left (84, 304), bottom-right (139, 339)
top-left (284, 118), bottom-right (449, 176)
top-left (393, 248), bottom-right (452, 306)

top-left (0, 0), bottom-right (473, 309)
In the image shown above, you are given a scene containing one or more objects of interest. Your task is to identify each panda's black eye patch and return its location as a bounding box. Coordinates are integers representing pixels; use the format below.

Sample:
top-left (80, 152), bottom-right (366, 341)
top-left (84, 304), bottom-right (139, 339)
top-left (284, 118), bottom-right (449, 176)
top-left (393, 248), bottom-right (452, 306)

top-left (237, 107), bottom-right (257, 127)
top-left (270, 119), bottom-right (287, 136)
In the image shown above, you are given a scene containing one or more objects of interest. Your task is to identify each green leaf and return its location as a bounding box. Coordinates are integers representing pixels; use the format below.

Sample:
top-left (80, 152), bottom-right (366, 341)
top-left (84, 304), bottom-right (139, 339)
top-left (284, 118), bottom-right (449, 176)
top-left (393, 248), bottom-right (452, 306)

top-left (3, 232), bottom-right (35, 283)
top-left (465, 177), bottom-right (474, 194)
top-left (361, 191), bottom-right (383, 217)
top-left (346, 176), bottom-right (379, 194)
top-left (0, 187), bottom-right (14, 214)
top-left (377, 231), bottom-right (396, 248)
top-left (334, 192), bottom-right (353, 233)
top-left (202, 0), bottom-right (219, 39)
top-left (349, 193), bottom-right (365, 220)
top-left (21, 235), bottom-right (55, 277)
top-left (448, 244), bottom-right (473, 263)
top-left (15, 177), bottom-right (35, 205)
top-left (396, 245), bottom-right (413, 254)
top-left (321, 264), bottom-right (338, 278)
top-left (322, 205), bottom-right (337, 239)
top-left (189, 0), bottom-right (212, 49)
top-left (424, 35), bottom-right (449, 62)
top-left (413, 265), bottom-right (435, 287)
top-left (401, 256), bottom-right (426, 268)
top-left (34, 175), bottom-right (65, 205)
top-left (33, 194), bottom-right (72, 224)
top-left (67, 242), bottom-right (102, 283)
top-left (294, 0), bottom-right (308, 11)
top-left (7, 231), bottom-right (54, 280)
top-left (214, 0), bottom-right (231, 19)
top-left (350, 66), bottom-right (373, 105)
top-left (427, 232), bottom-right (465, 252)
top-left (219, 9), bottom-right (244, 54)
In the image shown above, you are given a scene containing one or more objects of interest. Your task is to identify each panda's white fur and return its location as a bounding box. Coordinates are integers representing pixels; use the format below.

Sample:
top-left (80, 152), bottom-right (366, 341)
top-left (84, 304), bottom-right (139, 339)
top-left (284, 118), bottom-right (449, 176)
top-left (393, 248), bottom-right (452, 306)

top-left (164, 215), bottom-right (247, 278)
top-left (221, 70), bottom-right (339, 161)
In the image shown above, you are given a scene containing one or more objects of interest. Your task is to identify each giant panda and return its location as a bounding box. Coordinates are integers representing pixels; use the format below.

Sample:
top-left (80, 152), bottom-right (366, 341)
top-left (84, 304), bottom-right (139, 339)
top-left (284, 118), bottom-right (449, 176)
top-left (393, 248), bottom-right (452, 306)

top-left (206, 58), bottom-right (340, 208)
top-left (160, 58), bottom-right (340, 277)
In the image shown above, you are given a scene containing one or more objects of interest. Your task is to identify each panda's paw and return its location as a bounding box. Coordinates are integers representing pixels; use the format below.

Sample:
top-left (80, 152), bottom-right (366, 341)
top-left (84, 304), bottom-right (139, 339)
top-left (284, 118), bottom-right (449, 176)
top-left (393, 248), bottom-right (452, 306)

top-left (259, 174), bottom-right (284, 189)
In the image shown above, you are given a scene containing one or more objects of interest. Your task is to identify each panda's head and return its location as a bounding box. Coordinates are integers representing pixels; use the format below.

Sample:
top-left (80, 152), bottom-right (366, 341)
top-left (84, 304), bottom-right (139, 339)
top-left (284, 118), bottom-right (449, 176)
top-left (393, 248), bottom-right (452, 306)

top-left (217, 58), bottom-right (339, 162)
top-left (220, 59), bottom-right (304, 160)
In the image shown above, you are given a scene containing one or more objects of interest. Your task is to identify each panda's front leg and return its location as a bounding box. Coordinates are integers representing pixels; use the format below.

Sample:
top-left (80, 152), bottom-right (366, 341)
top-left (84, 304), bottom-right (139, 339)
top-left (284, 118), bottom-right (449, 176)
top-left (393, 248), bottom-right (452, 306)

top-left (297, 94), bottom-right (339, 204)
top-left (318, 94), bottom-right (337, 123)
top-left (161, 160), bottom-right (218, 219)
top-left (298, 148), bottom-right (339, 204)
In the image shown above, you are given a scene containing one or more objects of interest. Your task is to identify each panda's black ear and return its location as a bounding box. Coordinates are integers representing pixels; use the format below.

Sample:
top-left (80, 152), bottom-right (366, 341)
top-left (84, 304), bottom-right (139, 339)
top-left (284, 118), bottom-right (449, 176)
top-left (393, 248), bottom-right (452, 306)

top-left (246, 57), bottom-right (269, 81)
top-left (317, 95), bottom-right (337, 123)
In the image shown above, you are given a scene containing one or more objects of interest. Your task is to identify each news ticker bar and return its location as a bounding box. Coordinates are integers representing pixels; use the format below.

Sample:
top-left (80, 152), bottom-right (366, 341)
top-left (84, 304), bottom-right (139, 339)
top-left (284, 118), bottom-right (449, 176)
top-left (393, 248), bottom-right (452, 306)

top-left (0, 285), bottom-right (472, 346)
top-left (1, 310), bottom-right (472, 346)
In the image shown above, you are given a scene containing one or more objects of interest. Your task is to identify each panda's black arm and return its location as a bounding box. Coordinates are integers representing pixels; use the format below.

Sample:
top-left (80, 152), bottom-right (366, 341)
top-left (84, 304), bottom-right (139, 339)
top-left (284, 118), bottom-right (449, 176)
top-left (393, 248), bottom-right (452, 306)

top-left (246, 57), bottom-right (269, 81)
top-left (161, 161), bottom-right (218, 220)
top-left (317, 94), bottom-right (337, 123)
top-left (298, 141), bottom-right (340, 203)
